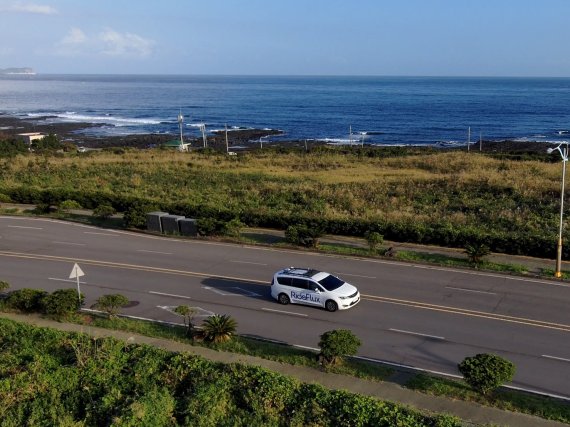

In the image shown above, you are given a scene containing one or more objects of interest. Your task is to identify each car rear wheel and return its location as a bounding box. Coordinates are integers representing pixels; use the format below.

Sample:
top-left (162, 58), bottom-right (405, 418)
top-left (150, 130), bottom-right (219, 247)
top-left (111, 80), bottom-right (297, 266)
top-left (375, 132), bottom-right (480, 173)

top-left (325, 300), bottom-right (338, 312)
top-left (278, 293), bottom-right (290, 305)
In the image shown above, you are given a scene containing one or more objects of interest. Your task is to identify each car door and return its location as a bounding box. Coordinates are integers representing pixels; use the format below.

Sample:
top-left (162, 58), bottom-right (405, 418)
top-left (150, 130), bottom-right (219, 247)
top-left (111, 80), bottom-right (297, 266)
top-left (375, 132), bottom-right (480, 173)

top-left (288, 278), bottom-right (319, 306)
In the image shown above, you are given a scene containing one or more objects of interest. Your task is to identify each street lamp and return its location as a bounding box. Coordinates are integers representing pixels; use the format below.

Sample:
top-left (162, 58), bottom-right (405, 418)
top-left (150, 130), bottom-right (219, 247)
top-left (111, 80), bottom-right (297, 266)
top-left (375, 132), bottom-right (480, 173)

top-left (547, 142), bottom-right (569, 277)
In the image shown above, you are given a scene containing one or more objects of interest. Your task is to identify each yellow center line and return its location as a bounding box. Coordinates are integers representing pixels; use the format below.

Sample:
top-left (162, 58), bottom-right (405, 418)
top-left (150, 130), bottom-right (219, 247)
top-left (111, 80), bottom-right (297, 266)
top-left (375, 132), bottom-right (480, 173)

top-left (0, 250), bottom-right (267, 285)
top-left (2, 250), bottom-right (568, 332)
top-left (362, 294), bottom-right (570, 332)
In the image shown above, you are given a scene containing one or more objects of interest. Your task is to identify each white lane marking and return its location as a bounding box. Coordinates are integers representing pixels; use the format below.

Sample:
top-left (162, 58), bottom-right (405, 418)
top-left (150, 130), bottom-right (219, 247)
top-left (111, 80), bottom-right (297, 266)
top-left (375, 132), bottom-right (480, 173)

top-left (53, 241), bottom-right (86, 246)
top-left (149, 291), bottom-right (192, 299)
top-left (293, 344), bottom-right (320, 352)
top-left (137, 249), bottom-right (173, 255)
top-left (334, 272), bottom-right (377, 279)
top-left (389, 328), bottom-right (445, 340)
top-left (262, 307), bottom-right (308, 317)
top-left (542, 354), bottom-right (570, 363)
top-left (157, 305), bottom-right (214, 317)
top-left (83, 231), bottom-right (117, 236)
top-left (445, 286), bottom-right (497, 295)
top-left (7, 225), bottom-right (43, 230)
top-left (230, 260), bottom-right (268, 266)
top-left (49, 277), bottom-right (87, 284)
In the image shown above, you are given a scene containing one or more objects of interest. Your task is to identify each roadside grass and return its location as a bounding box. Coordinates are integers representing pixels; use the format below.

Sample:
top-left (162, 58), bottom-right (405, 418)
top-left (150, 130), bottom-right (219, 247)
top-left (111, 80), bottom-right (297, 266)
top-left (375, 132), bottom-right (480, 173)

top-left (85, 314), bottom-right (393, 382)
top-left (540, 267), bottom-right (570, 280)
top-left (395, 250), bottom-right (529, 274)
top-left (406, 373), bottom-right (570, 424)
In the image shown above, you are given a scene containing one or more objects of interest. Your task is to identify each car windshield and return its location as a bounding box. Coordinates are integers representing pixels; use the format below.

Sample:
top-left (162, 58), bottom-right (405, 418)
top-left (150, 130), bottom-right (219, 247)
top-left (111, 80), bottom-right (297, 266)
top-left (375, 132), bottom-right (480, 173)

top-left (317, 274), bottom-right (345, 291)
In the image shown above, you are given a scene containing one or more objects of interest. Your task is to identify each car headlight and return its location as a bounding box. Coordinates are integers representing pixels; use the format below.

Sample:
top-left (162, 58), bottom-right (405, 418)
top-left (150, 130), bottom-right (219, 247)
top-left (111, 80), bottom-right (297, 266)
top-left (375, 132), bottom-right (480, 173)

top-left (339, 296), bottom-right (349, 300)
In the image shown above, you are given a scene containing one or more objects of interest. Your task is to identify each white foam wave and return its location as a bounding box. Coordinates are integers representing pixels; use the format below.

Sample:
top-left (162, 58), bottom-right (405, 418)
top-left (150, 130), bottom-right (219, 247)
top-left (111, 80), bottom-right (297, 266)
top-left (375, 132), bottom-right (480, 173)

top-left (56, 112), bottom-right (161, 126)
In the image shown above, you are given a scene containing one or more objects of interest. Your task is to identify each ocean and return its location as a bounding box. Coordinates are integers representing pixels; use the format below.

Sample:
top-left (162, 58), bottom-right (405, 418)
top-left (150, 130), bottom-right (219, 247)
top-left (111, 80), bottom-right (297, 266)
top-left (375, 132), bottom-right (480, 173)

top-left (1, 74), bottom-right (570, 147)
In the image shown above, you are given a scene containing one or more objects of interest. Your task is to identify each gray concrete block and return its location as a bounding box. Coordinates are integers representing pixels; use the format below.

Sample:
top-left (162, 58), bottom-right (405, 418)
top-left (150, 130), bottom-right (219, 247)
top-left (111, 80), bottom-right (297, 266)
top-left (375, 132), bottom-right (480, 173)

top-left (161, 214), bottom-right (185, 234)
top-left (179, 218), bottom-right (198, 236)
top-left (146, 211), bottom-right (169, 233)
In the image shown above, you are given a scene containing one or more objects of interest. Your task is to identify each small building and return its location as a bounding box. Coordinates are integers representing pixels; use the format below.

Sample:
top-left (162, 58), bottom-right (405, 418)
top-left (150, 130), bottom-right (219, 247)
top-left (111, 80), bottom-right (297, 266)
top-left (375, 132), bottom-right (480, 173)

top-left (17, 132), bottom-right (46, 145)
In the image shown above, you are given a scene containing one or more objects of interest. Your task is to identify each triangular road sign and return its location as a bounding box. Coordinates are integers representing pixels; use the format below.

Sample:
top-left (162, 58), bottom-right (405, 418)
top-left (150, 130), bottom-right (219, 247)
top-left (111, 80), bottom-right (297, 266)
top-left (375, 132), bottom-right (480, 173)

top-left (69, 263), bottom-right (85, 279)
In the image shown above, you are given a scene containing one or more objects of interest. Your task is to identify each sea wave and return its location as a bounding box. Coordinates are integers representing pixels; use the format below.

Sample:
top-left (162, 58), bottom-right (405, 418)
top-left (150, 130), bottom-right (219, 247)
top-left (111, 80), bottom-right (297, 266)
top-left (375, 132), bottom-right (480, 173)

top-left (56, 112), bottom-right (161, 126)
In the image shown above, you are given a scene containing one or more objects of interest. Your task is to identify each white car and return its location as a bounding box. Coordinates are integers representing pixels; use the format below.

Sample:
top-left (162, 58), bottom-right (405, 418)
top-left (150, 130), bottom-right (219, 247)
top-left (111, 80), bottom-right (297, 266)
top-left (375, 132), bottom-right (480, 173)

top-left (270, 267), bottom-right (360, 312)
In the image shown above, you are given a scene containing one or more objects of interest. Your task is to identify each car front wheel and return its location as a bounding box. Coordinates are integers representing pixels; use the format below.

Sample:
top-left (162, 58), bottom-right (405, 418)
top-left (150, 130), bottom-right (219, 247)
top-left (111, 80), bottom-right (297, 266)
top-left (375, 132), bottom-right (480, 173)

top-left (325, 300), bottom-right (338, 312)
top-left (278, 293), bottom-right (290, 305)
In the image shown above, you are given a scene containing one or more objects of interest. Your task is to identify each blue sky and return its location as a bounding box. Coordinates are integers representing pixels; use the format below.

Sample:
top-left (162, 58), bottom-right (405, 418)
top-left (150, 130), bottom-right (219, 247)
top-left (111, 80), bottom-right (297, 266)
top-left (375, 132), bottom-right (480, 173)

top-left (1, 0), bottom-right (569, 76)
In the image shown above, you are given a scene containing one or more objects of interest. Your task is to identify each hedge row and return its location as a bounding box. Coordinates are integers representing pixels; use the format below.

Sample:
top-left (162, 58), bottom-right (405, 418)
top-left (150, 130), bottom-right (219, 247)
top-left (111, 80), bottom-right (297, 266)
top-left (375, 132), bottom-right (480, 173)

top-left (0, 185), bottom-right (561, 259)
top-left (0, 318), bottom-right (460, 426)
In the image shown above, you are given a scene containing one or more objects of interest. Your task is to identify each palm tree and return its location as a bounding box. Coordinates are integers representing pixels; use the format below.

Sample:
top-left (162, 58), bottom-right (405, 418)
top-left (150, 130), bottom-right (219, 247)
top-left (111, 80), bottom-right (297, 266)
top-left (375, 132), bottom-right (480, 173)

top-left (202, 314), bottom-right (237, 344)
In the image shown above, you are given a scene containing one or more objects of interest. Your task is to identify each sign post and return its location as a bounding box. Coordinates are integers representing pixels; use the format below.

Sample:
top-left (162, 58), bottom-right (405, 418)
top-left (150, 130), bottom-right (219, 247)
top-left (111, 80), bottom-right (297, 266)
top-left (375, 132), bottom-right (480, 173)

top-left (69, 263), bottom-right (85, 304)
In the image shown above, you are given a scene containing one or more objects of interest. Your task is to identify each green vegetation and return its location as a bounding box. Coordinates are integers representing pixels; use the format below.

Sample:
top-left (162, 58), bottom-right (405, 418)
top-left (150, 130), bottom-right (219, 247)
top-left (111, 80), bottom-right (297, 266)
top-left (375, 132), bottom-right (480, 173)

top-left (285, 224), bottom-right (324, 248)
top-left (0, 280), bottom-right (9, 292)
top-left (458, 353), bottom-right (516, 396)
top-left (201, 314), bottom-right (238, 343)
top-left (174, 305), bottom-right (197, 338)
top-left (365, 231), bottom-right (384, 253)
top-left (318, 329), bottom-right (362, 367)
top-left (0, 318), bottom-right (460, 426)
top-left (94, 294), bottom-right (130, 318)
top-left (406, 374), bottom-right (570, 424)
top-left (464, 243), bottom-right (491, 266)
top-left (0, 147), bottom-right (564, 258)
top-left (41, 288), bottom-right (84, 320)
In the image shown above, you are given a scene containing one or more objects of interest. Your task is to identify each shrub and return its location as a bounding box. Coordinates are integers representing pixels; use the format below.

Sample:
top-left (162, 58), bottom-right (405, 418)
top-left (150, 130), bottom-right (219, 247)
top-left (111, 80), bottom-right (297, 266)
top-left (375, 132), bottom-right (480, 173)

top-left (58, 199), bottom-right (82, 211)
top-left (464, 243), bottom-right (491, 265)
top-left (285, 224), bottom-right (323, 248)
top-left (42, 288), bottom-right (84, 319)
top-left (202, 314), bottom-right (237, 344)
top-left (0, 280), bottom-right (9, 293)
top-left (365, 231), bottom-right (384, 252)
top-left (94, 294), bottom-right (129, 318)
top-left (93, 204), bottom-right (116, 219)
top-left (458, 353), bottom-right (515, 395)
top-left (223, 218), bottom-right (244, 238)
top-left (174, 305), bottom-right (197, 338)
top-left (5, 288), bottom-right (47, 312)
top-left (196, 217), bottom-right (227, 236)
top-left (0, 193), bottom-right (11, 203)
top-left (32, 203), bottom-right (54, 214)
top-left (123, 200), bottom-right (158, 229)
top-left (318, 329), bottom-right (361, 366)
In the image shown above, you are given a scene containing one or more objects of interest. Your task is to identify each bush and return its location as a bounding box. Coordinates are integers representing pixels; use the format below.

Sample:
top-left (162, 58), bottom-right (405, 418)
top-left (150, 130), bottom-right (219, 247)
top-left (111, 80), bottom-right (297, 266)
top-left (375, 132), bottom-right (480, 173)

top-left (0, 280), bottom-right (9, 293)
top-left (93, 204), bottom-right (116, 219)
top-left (58, 199), bottom-right (82, 211)
top-left (123, 200), bottom-right (158, 229)
top-left (285, 224), bottom-right (324, 248)
top-left (42, 288), bottom-right (84, 319)
top-left (318, 329), bottom-right (361, 366)
top-left (32, 203), bottom-right (54, 214)
top-left (94, 294), bottom-right (129, 318)
top-left (196, 217), bottom-right (227, 236)
top-left (365, 231), bottom-right (384, 252)
top-left (464, 243), bottom-right (491, 265)
top-left (223, 218), bottom-right (244, 238)
top-left (458, 353), bottom-right (515, 395)
top-left (5, 288), bottom-right (47, 312)
top-left (202, 314), bottom-right (237, 344)
top-left (174, 305), bottom-right (197, 338)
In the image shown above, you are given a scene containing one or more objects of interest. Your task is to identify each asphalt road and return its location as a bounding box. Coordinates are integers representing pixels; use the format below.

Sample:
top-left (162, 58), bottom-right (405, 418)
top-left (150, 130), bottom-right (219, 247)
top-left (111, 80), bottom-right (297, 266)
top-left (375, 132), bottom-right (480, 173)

top-left (1, 216), bottom-right (570, 398)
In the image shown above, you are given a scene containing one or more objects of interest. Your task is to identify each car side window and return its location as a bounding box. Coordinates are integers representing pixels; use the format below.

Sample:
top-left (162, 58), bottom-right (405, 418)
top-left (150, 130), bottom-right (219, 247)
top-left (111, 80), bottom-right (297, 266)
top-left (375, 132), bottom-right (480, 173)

top-left (308, 281), bottom-right (322, 292)
top-left (291, 278), bottom-right (309, 289)
top-left (277, 277), bottom-right (293, 287)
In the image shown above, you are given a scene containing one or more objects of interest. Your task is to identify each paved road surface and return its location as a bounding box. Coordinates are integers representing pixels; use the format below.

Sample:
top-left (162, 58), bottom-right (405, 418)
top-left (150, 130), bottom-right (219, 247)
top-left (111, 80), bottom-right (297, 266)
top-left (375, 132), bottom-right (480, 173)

top-left (1, 216), bottom-right (569, 398)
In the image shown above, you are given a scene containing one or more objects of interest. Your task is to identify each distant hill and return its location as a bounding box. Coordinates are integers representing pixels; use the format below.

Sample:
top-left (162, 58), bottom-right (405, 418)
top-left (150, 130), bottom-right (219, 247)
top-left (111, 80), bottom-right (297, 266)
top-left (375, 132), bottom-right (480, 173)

top-left (0, 67), bottom-right (35, 75)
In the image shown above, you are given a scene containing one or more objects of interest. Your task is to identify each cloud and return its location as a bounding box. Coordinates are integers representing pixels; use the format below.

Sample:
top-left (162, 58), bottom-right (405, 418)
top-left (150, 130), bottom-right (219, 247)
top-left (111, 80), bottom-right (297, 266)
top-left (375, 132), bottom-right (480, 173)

top-left (0, 2), bottom-right (58, 14)
top-left (55, 27), bottom-right (154, 58)
top-left (99, 29), bottom-right (154, 57)
top-left (60, 27), bottom-right (87, 45)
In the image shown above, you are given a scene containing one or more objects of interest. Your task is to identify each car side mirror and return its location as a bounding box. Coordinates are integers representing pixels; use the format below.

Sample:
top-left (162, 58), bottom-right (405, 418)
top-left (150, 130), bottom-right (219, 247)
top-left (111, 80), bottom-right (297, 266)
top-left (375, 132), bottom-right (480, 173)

top-left (314, 288), bottom-right (320, 292)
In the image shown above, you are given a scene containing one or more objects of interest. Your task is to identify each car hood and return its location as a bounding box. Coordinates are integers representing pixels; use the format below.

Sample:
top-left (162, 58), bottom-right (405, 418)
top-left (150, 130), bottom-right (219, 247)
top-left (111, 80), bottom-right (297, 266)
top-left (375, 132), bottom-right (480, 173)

top-left (336, 283), bottom-right (358, 297)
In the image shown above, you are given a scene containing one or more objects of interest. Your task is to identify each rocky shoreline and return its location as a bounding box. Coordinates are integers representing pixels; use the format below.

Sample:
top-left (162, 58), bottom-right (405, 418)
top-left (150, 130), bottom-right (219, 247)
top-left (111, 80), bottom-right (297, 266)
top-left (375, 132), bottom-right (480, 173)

top-left (0, 114), bottom-right (553, 153)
